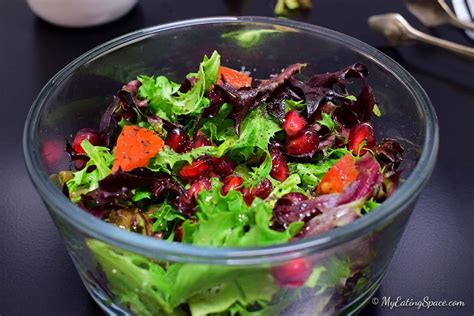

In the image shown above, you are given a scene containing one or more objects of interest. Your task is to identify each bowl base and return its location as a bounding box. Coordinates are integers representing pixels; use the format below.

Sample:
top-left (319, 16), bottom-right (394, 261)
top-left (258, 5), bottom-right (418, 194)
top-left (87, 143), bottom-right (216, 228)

top-left (340, 272), bottom-right (385, 315)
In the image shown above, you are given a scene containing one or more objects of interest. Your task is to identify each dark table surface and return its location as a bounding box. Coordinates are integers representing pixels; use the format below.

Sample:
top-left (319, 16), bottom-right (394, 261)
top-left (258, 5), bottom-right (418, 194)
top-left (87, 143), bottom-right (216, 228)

top-left (1, 0), bottom-right (473, 315)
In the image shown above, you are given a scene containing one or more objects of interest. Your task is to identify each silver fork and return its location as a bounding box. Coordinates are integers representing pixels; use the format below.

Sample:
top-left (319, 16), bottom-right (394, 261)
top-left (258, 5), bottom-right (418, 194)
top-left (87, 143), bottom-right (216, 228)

top-left (404, 0), bottom-right (474, 31)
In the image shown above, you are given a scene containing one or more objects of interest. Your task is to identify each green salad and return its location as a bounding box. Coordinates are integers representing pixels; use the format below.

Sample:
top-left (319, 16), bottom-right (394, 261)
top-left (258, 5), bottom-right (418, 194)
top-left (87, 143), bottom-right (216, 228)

top-left (56, 51), bottom-right (404, 315)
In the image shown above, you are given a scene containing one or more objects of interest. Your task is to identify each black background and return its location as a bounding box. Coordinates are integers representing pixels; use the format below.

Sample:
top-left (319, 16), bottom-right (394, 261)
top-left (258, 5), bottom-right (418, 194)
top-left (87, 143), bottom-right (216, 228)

top-left (0, 0), bottom-right (473, 315)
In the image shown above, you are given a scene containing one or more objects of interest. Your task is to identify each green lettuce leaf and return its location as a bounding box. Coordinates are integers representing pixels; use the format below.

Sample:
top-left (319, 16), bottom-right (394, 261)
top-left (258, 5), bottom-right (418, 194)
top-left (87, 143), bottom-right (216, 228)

top-left (288, 162), bottom-right (333, 188)
top-left (66, 140), bottom-right (114, 202)
top-left (317, 112), bottom-right (338, 132)
top-left (208, 105), bottom-right (280, 161)
top-left (87, 180), bottom-right (302, 316)
top-left (188, 272), bottom-right (277, 316)
top-left (285, 99), bottom-right (305, 112)
top-left (148, 145), bottom-right (216, 174)
top-left (361, 199), bottom-right (380, 214)
top-left (87, 240), bottom-right (176, 316)
top-left (266, 174), bottom-right (306, 207)
top-left (221, 29), bottom-right (280, 48)
top-left (184, 179), bottom-right (301, 247)
top-left (200, 103), bottom-right (235, 143)
top-left (149, 203), bottom-right (185, 234)
top-left (138, 51), bottom-right (220, 122)
top-left (288, 148), bottom-right (354, 188)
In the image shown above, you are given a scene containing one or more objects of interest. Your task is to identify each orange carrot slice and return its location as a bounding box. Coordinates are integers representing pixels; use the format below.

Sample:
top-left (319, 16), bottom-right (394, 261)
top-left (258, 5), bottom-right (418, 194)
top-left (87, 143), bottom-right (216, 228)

top-left (112, 125), bottom-right (164, 172)
top-left (317, 154), bottom-right (359, 195)
top-left (217, 66), bottom-right (252, 88)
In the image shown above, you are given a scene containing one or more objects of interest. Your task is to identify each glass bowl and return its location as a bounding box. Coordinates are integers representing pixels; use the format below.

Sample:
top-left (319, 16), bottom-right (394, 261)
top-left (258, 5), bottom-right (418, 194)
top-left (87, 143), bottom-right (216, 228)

top-left (23, 16), bottom-right (438, 315)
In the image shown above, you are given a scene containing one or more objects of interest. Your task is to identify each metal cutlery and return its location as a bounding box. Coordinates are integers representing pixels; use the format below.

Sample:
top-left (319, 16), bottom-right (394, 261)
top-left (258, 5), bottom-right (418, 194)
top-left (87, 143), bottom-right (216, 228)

top-left (404, 0), bottom-right (474, 30)
top-left (368, 13), bottom-right (474, 58)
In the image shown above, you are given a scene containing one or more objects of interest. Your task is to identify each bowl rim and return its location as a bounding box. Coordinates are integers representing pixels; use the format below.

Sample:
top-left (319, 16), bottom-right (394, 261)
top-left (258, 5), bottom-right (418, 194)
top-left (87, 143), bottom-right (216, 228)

top-left (23, 16), bottom-right (438, 264)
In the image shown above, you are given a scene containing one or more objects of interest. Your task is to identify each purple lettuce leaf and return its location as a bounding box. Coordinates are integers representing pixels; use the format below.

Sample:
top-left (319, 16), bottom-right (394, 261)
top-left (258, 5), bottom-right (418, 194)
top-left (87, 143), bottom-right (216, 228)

top-left (352, 79), bottom-right (376, 123)
top-left (272, 154), bottom-right (383, 236)
top-left (216, 63), bottom-right (306, 133)
top-left (77, 168), bottom-right (155, 214)
top-left (299, 198), bottom-right (365, 237)
top-left (289, 63), bottom-right (368, 118)
top-left (307, 63), bottom-right (368, 89)
top-left (374, 138), bottom-right (404, 171)
top-left (151, 174), bottom-right (193, 215)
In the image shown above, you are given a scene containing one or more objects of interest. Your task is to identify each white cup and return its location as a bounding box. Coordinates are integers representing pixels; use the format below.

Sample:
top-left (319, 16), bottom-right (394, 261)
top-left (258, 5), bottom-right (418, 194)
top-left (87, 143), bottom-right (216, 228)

top-left (27, 0), bottom-right (138, 28)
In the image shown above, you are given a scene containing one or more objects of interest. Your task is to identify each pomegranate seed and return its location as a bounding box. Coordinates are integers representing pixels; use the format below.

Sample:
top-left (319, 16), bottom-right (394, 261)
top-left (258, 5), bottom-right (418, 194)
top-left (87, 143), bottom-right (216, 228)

top-left (270, 149), bottom-right (289, 182)
top-left (253, 179), bottom-right (273, 199)
top-left (165, 127), bottom-right (190, 153)
top-left (192, 131), bottom-right (212, 148)
top-left (187, 177), bottom-right (212, 200)
top-left (212, 156), bottom-right (235, 176)
top-left (42, 139), bottom-right (65, 169)
top-left (74, 159), bottom-right (87, 170)
top-left (242, 179), bottom-right (274, 206)
top-left (348, 122), bottom-right (376, 155)
top-left (174, 223), bottom-right (184, 242)
top-left (72, 128), bottom-right (102, 154)
top-left (282, 110), bottom-right (307, 137)
top-left (242, 187), bottom-right (254, 206)
top-left (179, 158), bottom-right (210, 181)
top-left (221, 175), bottom-right (243, 195)
top-left (286, 128), bottom-right (319, 157)
top-left (276, 192), bottom-right (308, 207)
top-left (271, 258), bottom-right (313, 288)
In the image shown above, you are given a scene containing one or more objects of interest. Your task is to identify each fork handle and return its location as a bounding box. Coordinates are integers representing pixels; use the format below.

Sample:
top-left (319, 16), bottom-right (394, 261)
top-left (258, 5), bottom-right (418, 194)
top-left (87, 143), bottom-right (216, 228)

top-left (438, 0), bottom-right (474, 31)
top-left (409, 26), bottom-right (474, 58)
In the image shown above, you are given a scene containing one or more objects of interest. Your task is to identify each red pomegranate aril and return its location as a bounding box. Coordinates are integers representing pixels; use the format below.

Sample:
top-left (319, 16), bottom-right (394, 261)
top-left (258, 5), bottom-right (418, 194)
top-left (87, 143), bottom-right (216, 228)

top-left (221, 175), bottom-right (243, 195)
top-left (243, 179), bottom-right (273, 206)
top-left (271, 258), bottom-right (313, 288)
top-left (242, 187), bottom-right (254, 206)
top-left (179, 158), bottom-right (210, 181)
top-left (286, 129), bottom-right (320, 157)
top-left (348, 122), bottom-right (376, 155)
top-left (270, 150), bottom-right (289, 182)
top-left (275, 192), bottom-right (308, 207)
top-left (282, 110), bottom-right (307, 137)
top-left (74, 159), bottom-right (87, 170)
top-left (191, 131), bottom-right (212, 148)
top-left (187, 177), bottom-right (212, 200)
top-left (165, 128), bottom-right (189, 153)
top-left (174, 223), bottom-right (184, 242)
top-left (253, 178), bottom-right (273, 199)
top-left (72, 128), bottom-right (102, 154)
top-left (212, 157), bottom-right (235, 176)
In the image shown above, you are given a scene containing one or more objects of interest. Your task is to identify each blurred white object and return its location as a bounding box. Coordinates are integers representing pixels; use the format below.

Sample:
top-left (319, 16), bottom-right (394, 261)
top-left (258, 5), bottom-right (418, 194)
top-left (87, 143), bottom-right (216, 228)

top-left (452, 0), bottom-right (474, 39)
top-left (27, 0), bottom-right (138, 28)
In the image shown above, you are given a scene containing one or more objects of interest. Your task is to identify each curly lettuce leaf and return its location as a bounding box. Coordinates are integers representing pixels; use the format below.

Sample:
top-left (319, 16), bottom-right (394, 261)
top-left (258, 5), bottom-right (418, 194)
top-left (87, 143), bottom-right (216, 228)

top-left (266, 174), bottom-right (306, 207)
top-left (200, 103), bottom-right (235, 143)
top-left (87, 181), bottom-right (302, 316)
top-left (188, 272), bottom-right (277, 316)
top-left (138, 51), bottom-right (220, 122)
top-left (317, 112), bottom-right (338, 132)
top-left (149, 203), bottom-right (185, 234)
top-left (221, 29), bottom-right (280, 48)
top-left (148, 145), bottom-right (216, 174)
top-left (212, 105), bottom-right (281, 163)
top-left (87, 240), bottom-right (176, 316)
top-left (288, 148), bottom-right (354, 188)
top-left (184, 179), bottom-right (301, 247)
top-left (66, 140), bottom-right (114, 202)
